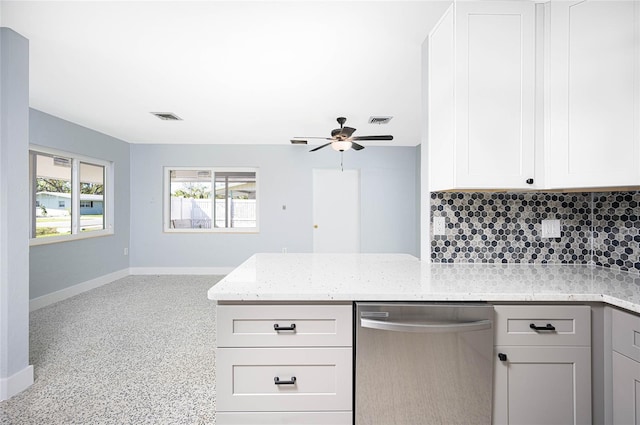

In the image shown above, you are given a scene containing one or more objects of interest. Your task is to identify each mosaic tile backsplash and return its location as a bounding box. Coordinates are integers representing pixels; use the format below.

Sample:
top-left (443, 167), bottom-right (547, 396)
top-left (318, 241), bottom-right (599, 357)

top-left (430, 191), bottom-right (640, 276)
top-left (592, 191), bottom-right (640, 274)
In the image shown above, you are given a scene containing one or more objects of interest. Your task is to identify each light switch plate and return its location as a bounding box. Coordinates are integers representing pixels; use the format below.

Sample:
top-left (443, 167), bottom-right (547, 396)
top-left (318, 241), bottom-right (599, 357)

top-left (541, 219), bottom-right (561, 238)
top-left (433, 217), bottom-right (446, 235)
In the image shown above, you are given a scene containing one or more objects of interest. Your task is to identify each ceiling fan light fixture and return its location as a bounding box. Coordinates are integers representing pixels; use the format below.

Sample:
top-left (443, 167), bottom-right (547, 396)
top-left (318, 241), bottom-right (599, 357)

top-left (331, 141), bottom-right (352, 152)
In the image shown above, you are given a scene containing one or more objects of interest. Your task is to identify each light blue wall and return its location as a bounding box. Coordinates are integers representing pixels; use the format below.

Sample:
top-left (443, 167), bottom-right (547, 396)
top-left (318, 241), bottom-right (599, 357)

top-left (0, 27), bottom-right (31, 388)
top-left (130, 144), bottom-right (418, 268)
top-left (415, 144), bottom-right (422, 257)
top-left (29, 109), bottom-right (130, 299)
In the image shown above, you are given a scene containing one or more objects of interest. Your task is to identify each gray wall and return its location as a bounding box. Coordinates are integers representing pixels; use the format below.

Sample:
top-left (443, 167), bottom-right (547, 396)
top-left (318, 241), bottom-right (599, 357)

top-left (29, 109), bottom-right (131, 299)
top-left (0, 28), bottom-right (30, 389)
top-left (130, 144), bottom-right (418, 268)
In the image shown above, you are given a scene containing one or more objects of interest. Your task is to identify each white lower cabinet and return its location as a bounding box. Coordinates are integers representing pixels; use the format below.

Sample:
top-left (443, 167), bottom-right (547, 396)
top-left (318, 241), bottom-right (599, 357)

top-left (612, 308), bottom-right (640, 425)
top-left (215, 303), bottom-right (353, 425)
top-left (216, 412), bottom-right (353, 425)
top-left (612, 351), bottom-right (640, 425)
top-left (216, 347), bottom-right (352, 412)
top-left (493, 346), bottom-right (591, 425)
top-left (493, 305), bottom-right (592, 425)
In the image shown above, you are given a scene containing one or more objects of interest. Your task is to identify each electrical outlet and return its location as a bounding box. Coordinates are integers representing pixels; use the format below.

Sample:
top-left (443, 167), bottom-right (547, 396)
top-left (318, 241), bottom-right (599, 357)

top-left (541, 219), bottom-right (561, 238)
top-left (123, 247), bottom-right (128, 256)
top-left (433, 217), bottom-right (446, 235)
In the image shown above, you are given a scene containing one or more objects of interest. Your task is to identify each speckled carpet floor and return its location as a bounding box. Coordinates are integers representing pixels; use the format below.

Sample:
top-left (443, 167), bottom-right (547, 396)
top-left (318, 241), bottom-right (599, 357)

top-left (0, 275), bottom-right (223, 425)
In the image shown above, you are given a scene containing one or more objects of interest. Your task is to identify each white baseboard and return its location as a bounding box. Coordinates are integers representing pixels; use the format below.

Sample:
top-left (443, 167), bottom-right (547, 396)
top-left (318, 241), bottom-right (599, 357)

top-left (29, 268), bottom-right (130, 312)
top-left (0, 365), bottom-right (33, 401)
top-left (129, 267), bottom-right (233, 275)
top-left (29, 267), bottom-right (231, 312)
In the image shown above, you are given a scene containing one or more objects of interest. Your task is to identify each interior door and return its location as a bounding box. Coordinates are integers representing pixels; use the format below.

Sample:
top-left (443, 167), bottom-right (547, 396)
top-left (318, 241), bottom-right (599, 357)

top-left (312, 169), bottom-right (360, 253)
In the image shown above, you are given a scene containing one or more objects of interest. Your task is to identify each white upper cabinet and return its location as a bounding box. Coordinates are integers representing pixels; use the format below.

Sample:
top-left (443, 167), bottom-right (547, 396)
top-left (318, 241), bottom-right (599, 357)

top-left (427, 0), bottom-right (640, 191)
top-left (429, 1), bottom-right (537, 191)
top-left (547, 0), bottom-right (640, 189)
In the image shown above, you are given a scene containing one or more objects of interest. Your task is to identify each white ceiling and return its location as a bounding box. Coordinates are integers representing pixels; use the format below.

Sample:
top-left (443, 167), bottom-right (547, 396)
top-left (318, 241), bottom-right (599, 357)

top-left (1, 1), bottom-right (451, 146)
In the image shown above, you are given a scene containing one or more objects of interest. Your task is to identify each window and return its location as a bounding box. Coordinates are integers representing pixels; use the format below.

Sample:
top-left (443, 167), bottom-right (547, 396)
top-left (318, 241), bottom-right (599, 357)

top-left (164, 167), bottom-right (258, 233)
top-left (30, 147), bottom-right (113, 244)
top-left (79, 162), bottom-right (105, 234)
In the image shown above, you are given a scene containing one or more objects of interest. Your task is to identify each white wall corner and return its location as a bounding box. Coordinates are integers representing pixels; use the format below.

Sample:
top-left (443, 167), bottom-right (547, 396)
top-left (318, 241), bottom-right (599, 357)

top-left (129, 267), bottom-right (233, 276)
top-left (0, 364), bottom-right (33, 401)
top-left (29, 268), bottom-right (130, 312)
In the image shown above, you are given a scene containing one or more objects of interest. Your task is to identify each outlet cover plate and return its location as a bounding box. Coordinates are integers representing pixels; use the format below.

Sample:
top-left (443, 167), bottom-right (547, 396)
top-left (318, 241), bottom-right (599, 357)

top-left (541, 219), bottom-right (561, 238)
top-left (433, 217), bottom-right (446, 235)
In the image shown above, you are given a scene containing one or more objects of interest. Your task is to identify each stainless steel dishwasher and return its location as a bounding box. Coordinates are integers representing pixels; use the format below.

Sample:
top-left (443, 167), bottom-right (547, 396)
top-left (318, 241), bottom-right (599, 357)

top-left (355, 302), bottom-right (494, 425)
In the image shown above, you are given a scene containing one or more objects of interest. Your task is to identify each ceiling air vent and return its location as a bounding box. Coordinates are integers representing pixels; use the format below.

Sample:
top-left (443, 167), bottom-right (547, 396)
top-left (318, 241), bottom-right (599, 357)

top-left (151, 112), bottom-right (182, 121)
top-left (290, 140), bottom-right (308, 145)
top-left (53, 156), bottom-right (71, 167)
top-left (368, 116), bottom-right (393, 125)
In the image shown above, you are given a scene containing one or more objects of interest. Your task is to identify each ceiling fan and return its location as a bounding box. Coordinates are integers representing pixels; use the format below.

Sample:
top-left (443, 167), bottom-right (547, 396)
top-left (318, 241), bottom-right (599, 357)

top-left (290, 117), bottom-right (393, 152)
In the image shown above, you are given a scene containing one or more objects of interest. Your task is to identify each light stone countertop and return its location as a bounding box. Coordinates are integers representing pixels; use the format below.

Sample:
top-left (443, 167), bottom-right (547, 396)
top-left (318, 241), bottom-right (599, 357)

top-left (207, 253), bottom-right (640, 314)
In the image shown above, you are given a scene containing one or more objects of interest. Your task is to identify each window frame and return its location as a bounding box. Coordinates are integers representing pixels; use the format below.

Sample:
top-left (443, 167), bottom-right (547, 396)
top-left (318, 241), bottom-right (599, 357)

top-left (29, 145), bottom-right (114, 246)
top-left (163, 166), bottom-right (259, 234)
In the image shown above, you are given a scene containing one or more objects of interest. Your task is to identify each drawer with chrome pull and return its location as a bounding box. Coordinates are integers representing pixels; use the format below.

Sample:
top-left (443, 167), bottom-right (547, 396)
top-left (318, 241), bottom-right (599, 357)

top-left (493, 305), bottom-right (591, 346)
top-left (216, 304), bottom-right (352, 348)
top-left (216, 347), bottom-right (352, 412)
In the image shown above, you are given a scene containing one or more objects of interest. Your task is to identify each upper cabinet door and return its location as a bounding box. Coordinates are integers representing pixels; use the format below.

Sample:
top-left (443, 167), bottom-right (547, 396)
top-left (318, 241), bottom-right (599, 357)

top-left (454, 1), bottom-right (536, 190)
top-left (547, 0), bottom-right (640, 189)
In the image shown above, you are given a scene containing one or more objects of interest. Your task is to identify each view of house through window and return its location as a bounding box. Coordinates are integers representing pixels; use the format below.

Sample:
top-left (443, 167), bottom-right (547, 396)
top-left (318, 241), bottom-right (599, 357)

top-left (30, 149), bottom-right (112, 242)
top-left (34, 153), bottom-right (72, 237)
top-left (167, 168), bottom-right (257, 231)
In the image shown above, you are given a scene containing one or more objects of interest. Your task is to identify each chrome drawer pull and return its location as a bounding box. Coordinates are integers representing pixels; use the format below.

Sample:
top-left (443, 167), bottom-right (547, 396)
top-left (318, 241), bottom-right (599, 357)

top-left (530, 323), bottom-right (556, 332)
top-left (273, 323), bottom-right (296, 332)
top-left (274, 376), bottom-right (297, 385)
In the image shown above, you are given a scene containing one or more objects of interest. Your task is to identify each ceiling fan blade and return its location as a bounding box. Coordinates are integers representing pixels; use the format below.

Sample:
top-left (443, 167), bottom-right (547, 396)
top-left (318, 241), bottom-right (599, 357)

top-left (309, 142), bottom-right (332, 152)
top-left (341, 127), bottom-right (356, 138)
top-left (290, 139), bottom-right (308, 145)
top-left (331, 126), bottom-right (356, 139)
top-left (352, 135), bottom-right (393, 141)
top-left (351, 142), bottom-right (365, 151)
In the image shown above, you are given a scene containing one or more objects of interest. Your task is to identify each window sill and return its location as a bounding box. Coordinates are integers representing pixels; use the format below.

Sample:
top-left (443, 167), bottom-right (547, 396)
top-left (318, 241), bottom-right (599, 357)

top-left (29, 229), bottom-right (114, 246)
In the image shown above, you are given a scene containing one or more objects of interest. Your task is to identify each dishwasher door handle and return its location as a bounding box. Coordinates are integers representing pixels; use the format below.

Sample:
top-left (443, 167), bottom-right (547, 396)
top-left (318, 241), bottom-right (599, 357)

top-left (360, 318), bottom-right (492, 333)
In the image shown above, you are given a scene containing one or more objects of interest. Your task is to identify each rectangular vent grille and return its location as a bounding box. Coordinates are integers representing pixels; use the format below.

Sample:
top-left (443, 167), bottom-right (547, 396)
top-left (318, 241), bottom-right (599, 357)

top-left (290, 140), bottom-right (308, 145)
top-left (368, 116), bottom-right (393, 125)
top-left (53, 156), bottom-right (71, 167)
top-left (151, 112), bottom-right (182, 121)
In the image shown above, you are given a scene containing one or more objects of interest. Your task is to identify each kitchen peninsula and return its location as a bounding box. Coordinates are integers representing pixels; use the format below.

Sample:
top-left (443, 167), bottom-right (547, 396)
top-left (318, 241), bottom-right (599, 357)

top-left (208, 253), bottom-right (640, 312)
top-left (209, 253), bottom-right (640, 425)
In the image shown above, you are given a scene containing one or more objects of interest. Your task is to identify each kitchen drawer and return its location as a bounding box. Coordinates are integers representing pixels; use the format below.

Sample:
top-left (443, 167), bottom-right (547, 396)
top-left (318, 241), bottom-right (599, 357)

top-left (612, 308), bottom-right (640, 362)
top-left (216, 411), bottom-right (352, 425)
top-left (216, 304), bottom-right (352, 348)
top-left (494, 305), bottom-right (590, 346)
top-left (216, 347), bottom-right (352, 412)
